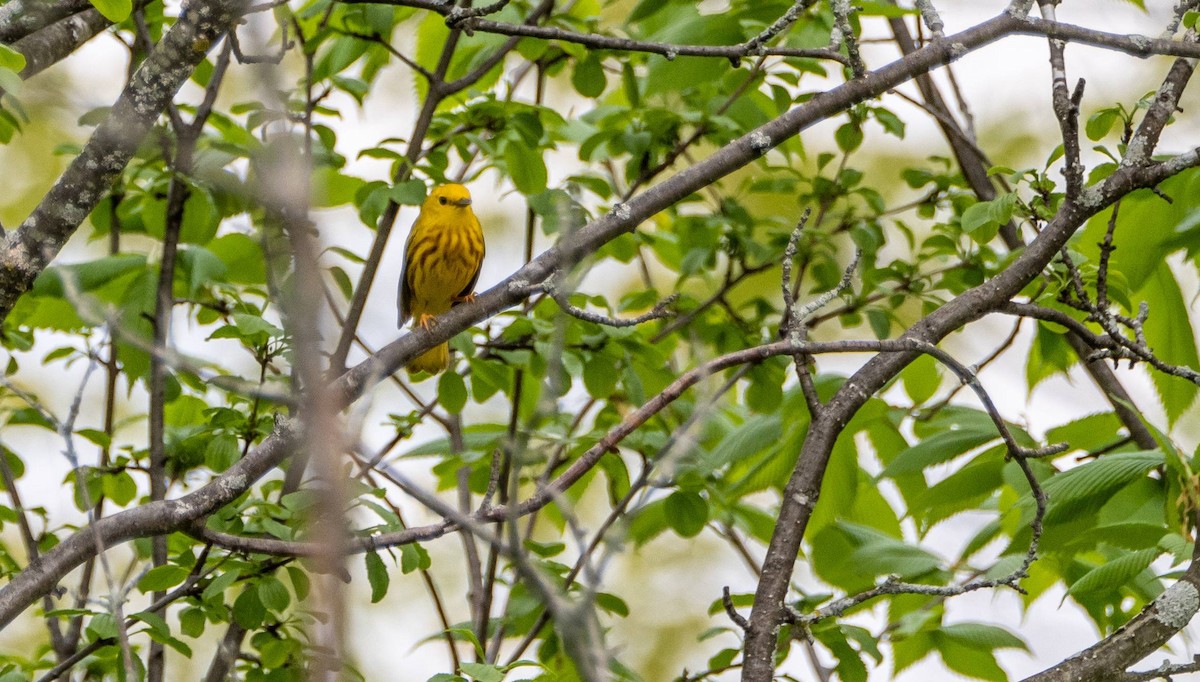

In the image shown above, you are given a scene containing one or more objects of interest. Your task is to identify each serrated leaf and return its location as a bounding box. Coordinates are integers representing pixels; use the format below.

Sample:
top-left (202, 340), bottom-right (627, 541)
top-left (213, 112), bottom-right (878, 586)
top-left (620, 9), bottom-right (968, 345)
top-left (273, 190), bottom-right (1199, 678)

top-left (881, 426), bottom-right (998, 478)
top-left (693, 414), bottom-right (780, 476)
top-left (1039, 451), bottom-right (1164, 521)
top-left (937, 635), bottom-right (1007, 682)
top-left (1139, 267), bottom-right (1199, 425)
top-left (1068, 548), bottom-right (1160, 598)
top-left (939, 622), bottom-right (1028, 651)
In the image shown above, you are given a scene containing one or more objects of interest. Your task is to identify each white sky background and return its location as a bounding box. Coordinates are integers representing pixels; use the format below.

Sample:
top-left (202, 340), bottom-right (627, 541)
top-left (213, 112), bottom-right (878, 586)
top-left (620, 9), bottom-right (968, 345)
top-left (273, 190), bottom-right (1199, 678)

top-left (2, 0), bottom-right (1199, 680)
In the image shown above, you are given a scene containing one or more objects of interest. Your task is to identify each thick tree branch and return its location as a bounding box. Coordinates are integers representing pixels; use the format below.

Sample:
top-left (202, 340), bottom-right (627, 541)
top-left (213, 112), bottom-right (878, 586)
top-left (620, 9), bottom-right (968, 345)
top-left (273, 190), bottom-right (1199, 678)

top-left (0, 0), bottom-right (92, 43)
top-left (888, 12), bottom-right (1159, 450)
top-left (739, 146), bottom-right (1200, 679)
top-left (0, 0), bottom-right (248, 321)
top-left (13, 7), bottom-right (111, 79)
top-left (0, 417), bottom-right (296, 629)
top-left (1023, 559), bottom-right (1200, 682)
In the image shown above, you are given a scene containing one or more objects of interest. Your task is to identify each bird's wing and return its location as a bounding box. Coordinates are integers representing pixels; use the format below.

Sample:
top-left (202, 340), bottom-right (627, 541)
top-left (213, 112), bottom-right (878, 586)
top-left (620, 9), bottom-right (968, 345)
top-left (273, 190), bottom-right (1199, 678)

top-left (398, 228), bottom-right (416, 327)
top-left (454, 219), bottom-right (485, 302)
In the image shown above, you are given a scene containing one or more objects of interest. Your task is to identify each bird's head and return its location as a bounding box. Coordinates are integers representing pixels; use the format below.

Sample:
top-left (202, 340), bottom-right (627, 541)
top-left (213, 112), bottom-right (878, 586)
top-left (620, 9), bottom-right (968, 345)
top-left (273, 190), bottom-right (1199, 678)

top-left (425, 184), bottom-right (474, 211)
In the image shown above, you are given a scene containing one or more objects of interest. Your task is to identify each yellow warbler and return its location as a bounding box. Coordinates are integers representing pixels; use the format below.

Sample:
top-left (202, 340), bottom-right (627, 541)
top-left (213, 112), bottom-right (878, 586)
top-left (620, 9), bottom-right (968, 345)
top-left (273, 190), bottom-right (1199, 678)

top-left (398, 184), bottom-right (486, 375)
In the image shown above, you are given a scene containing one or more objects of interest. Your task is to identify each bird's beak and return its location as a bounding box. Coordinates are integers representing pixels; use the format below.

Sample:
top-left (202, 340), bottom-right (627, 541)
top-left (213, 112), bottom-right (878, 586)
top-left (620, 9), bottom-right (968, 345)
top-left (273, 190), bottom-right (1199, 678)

top-left (455, 197), bottom-right (472, 207)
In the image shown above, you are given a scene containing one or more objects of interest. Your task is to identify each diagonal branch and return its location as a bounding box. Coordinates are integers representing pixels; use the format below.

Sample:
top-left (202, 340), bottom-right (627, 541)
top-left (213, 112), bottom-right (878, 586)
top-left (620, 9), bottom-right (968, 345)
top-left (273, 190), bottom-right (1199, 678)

top-left (0, 0), bottom-right (249, 320)
top-left (740, 142), bottom-right (1200, 680)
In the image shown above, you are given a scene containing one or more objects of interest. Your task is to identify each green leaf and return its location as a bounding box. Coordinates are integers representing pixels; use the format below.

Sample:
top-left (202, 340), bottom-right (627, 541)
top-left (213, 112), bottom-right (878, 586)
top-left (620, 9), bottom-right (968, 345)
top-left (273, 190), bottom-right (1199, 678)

top-left (365, 551), bottom-right (390, 603)
top-left (401, 542), bottom-right (431, 573)
top-left (961, 193), bottom-right (1015, 235)
top-left (89, 0), bottom-right (132, 22)
top-left (835, 122), bottom-right (863, 153)
top-left (936, 634), bottom-right (1006, 682)
top-left (872, 107), bottom-right (905, 138)
top-left (1039, 450), bottom-right (1164, 521)
top-left (204, 434), bottom-right (240, 472)
top-left (939, 623), bottom-right (1028, 651)
top-left (389, 179), bottom-right (427, 206)
top-left (33, 255), bottom-right (148, 297)
top-left (102, 470), bottom-right (138, 506)
top-left (745, 361), bottom-right (784, 414)
top-left (909, 446), bottom-right (1005, 524)
top-left (257, 576), bottom-right (290, 612)
top-left (1085, 108), bottom-right (1121, 141)
top-left (812, 624), bottom-right (868, 682)
top-left (179, 606), bottom-right (206, 638)
top-left (1139, 266), bottom-right (1199, 425)
top-left (1046, 412), bottom-right (1122, 454)
top-left (900, 353), bottom-right (940, 405)
top-left (0, 45), bottom-right (26, 73)
top-left (693, 414), bottom-right (780, 476)
top-left (628, 0), bottom-right (667, 22)
top-left (1068, 548), bottom-right (1160, 598)
top-left (178, 247), bottom-right (227, 295)
top-left (87, 613), bottom-right (118, 641)
top-left (459, 662), bottom-right (505, 682)
top-left (504, 141), bottom-right (548, 195)
top-left (582, 352), bottom-right (619, 398)
top-left (438, 371), bottom-right (468, 414)
top-left (595, 591), bottom-right (629, 617)
top-left (881, 426), bottom-right (998, 478)
top-left (202, 568), bottom-right (241, 602)
top-left (232, 588), bottom-right (265, 629)
top-left (1026, 320), bottom-right (1078, 390)
top-left (401, 425), bottom-right (506, 458)
top-left (207, 233), bottom-right (266, 285)
top-left (1078, 170), bottom-right (1194, 291)
top-left (663, 490), bottom-right (708, 538)
top-left (572, 54), bottom-right (607, 98)
top-left (312, 168), bottom-right (367, 208)
top-left (846, 532), bottom-right (941, 579)
top-left (138, 566), bottom-right (189, 593)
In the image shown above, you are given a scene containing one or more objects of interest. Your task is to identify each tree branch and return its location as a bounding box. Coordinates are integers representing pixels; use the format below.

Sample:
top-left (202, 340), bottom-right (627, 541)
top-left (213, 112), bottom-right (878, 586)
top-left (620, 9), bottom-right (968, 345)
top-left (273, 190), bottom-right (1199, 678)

top-left (0, 0), bottom-right (248, 320)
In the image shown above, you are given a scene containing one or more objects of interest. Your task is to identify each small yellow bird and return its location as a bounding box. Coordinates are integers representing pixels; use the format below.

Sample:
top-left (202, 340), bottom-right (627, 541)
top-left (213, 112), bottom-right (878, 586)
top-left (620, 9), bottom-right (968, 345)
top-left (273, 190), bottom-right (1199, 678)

top-left (398, 184), bottom-right (486, 375)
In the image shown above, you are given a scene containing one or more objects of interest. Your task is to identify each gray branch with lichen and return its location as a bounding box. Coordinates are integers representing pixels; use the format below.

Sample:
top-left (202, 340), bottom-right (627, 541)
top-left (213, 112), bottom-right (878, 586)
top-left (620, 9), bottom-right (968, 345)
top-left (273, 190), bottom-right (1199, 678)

top-left (0, 0), bottom-right (248, 321)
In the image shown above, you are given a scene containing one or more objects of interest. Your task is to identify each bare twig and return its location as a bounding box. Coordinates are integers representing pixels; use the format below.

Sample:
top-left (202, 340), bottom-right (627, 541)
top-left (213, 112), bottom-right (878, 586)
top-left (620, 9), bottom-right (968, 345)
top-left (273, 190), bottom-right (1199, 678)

top-left (543, 279), bottom-right (677, 327)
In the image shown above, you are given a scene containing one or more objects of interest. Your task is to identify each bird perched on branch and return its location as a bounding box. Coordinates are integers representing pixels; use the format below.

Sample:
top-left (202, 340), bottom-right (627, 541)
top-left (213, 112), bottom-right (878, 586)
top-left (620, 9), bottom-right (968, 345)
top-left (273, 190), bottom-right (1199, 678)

top-left (398, 183), bottom-right (485, 376)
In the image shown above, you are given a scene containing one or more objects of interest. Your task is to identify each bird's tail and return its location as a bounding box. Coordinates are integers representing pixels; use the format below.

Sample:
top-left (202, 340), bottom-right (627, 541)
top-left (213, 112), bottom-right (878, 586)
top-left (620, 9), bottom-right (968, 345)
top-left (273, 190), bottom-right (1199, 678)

top-left (407, 342), bottom-right (450, 376)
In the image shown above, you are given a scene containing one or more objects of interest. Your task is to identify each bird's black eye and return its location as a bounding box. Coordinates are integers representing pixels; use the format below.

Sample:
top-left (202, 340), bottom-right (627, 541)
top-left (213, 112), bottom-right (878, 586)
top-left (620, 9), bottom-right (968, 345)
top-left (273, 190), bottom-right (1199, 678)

top-left (439, 196), bottom-right (448, 205)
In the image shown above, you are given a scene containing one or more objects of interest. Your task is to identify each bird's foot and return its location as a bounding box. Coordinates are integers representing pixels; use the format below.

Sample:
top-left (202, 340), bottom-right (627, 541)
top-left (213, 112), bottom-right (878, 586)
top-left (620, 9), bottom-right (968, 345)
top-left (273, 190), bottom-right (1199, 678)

top-left (453, 292), bottom-right (477, 305)
top-left (417, 313), bottom-right (437, 330)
